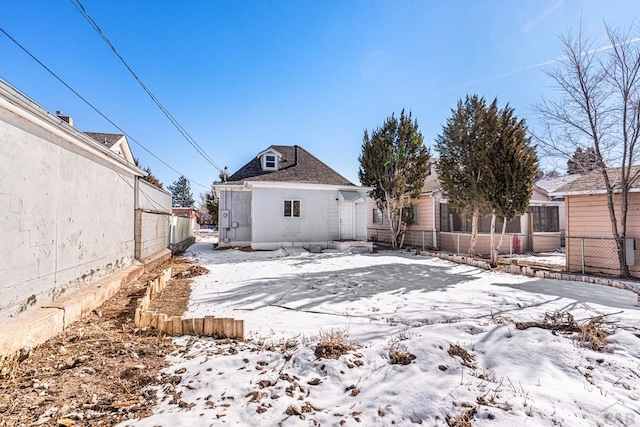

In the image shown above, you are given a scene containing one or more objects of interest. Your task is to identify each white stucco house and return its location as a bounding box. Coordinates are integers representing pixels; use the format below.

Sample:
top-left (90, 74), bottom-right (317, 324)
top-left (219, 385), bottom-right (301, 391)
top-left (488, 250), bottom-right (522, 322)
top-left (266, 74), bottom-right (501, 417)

top-left (214, 145), bottom-right (371, 251)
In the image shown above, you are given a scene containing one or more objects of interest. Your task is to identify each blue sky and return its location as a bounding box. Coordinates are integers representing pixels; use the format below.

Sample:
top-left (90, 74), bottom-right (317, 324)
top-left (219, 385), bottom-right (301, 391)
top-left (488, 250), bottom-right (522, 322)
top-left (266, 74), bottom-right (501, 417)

top-left (1, 1), bottom-right (639, 194)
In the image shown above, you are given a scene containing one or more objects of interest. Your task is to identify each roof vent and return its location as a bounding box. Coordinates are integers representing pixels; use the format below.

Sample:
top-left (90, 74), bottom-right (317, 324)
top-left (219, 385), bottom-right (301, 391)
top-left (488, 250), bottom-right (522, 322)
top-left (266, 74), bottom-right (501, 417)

top-left (56, 110), bottom-right (73, 127)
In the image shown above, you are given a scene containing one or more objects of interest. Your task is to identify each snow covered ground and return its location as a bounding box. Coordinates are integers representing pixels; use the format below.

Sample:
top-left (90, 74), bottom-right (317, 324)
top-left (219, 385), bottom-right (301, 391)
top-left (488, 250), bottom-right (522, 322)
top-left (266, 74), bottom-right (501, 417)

top-left (122, 238), bottom-right (640, 426)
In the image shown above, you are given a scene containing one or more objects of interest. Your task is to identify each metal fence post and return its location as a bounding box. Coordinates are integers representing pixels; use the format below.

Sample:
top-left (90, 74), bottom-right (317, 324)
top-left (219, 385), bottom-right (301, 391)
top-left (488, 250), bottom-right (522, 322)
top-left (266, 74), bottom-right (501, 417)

top-left (457, 232), bottom-right (460, 255)
top-left (581, 237), bottom-right (585, 274)
top-left (422, 230), bottom-right (425, 251)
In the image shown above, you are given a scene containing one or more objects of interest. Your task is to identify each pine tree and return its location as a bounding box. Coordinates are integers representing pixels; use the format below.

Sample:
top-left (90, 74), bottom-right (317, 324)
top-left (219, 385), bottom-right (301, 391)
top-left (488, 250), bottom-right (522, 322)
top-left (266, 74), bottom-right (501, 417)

top-left (485, 102), bottom-right (538, 266)
top-left (435, 95), bottom-right (491, 256)
top-left (167, 175), bottom-right (195, 207)
top-left (436, 95), bottom-right (537, 259)
top-left (567, 147), bottom-right (600, 175)
top-left (358, 110), bottom-right (430, 248)
top-left (205, 189), bottom-right (219, 225)
top-left (134, 158), bottom-right (163, 189)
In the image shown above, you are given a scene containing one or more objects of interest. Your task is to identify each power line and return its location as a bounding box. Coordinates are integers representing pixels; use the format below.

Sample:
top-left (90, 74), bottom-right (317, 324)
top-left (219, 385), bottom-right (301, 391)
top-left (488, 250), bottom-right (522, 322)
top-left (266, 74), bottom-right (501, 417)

top-left (70, 0), bottom-right (223, 173)
top-left (0, 26), bottom-right (209, 190)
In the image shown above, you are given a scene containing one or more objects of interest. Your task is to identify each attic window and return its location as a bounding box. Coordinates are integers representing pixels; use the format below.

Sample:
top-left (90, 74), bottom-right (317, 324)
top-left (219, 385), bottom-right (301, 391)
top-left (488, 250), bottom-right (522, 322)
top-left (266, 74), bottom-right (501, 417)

top-left (265, 155), bottom-right (276, 168)
top-left (262, 154), bottom-right (278, 171)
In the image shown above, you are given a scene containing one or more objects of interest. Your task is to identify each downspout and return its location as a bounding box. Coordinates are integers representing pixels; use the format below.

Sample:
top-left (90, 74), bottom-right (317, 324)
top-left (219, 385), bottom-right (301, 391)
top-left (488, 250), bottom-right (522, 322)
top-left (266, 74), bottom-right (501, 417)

top-left (429, 192), bottom-right (437, 248)
top-left (134, 176), bottom-right (140, 259)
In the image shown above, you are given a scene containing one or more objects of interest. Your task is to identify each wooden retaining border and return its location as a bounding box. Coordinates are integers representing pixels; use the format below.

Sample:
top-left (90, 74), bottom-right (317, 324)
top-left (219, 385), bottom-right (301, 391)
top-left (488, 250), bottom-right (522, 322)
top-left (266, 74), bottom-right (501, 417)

top-left (134, 267), bottom-right (245, 339)
top-left (419, 250), bottom-right (640, 306)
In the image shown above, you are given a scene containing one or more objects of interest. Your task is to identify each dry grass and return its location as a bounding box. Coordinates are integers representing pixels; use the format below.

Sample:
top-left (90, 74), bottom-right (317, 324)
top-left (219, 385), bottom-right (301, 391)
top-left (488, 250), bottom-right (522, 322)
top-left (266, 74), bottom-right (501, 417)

top-left (387, 340), bottom-right (416, 365)
top-left (515, 311), bottom-right (616, 352)
top-left (446, 404), bottom-right (477, 427)
top-left (448, 343), bottom-right (476, 368)
top-left (314, 329), bottom-right (356, 360)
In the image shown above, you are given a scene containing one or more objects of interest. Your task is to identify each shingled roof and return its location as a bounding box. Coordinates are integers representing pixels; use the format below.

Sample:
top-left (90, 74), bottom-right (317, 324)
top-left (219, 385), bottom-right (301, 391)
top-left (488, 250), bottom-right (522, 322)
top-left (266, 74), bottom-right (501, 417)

top-left (83, 132), bottom-right (124, 148)
top-left (552, 166), bottom-right (640, 195)
top-left (420, 159), bottom-right (440, 193)
top-left (225, 145), bottom-right (354, 186)
top-left (534, 175), bottom-right (580, 194)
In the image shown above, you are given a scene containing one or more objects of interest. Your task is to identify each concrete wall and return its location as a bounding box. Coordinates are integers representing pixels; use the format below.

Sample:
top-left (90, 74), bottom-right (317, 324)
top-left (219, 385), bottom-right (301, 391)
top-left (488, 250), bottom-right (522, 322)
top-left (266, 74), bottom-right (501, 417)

top-left (136, 211), bottom-right (170, 259)
top-left (138, 179), bottom-right (172, 213)
top-left (0, 90), bottom-right (141, 322)
top-left (135, 180), bottom-right (171, 259)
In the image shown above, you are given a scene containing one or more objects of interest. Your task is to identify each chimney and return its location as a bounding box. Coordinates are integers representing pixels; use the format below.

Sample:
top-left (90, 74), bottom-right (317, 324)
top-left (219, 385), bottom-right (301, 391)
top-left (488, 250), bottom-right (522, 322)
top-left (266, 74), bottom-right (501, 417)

top-left (294, 145), bottom-right (299, 167)
top-left (56, 110), bottom-right (73, 127)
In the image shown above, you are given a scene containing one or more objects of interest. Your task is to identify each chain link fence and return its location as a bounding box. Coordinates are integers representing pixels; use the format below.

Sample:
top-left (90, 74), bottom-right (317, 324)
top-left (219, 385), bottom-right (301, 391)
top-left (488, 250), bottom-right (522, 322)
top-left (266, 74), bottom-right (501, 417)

top-left (565, 236), bottom-right (633, 276)
top-left (368, 227), bottom-right (639, 278)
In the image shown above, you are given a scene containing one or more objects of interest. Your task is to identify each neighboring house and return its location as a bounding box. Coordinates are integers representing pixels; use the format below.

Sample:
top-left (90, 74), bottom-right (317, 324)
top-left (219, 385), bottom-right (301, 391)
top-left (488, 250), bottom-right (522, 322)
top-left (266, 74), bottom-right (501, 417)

top-left (172, 207), bottom-right (199, 221)
top-left (552, 167), bottom-right (640, 277)
top-left (0, 79), bottom-right (172, 323)
top-left (83, 131), bottom-right (135, 164)
top-left (531, 174), bottom-right (581, 239)
top-left (213, 145), bottom-right (370, 251)
top-left (367, 159), bottom-right (572, 254)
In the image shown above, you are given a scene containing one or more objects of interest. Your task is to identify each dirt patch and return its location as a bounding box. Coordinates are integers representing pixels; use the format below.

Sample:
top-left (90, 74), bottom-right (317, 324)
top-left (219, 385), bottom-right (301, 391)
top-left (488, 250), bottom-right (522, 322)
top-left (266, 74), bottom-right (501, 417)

top-left (147, 257), bottom-right (208, 317)
top-left (0, 260), bottom-right (196, 427)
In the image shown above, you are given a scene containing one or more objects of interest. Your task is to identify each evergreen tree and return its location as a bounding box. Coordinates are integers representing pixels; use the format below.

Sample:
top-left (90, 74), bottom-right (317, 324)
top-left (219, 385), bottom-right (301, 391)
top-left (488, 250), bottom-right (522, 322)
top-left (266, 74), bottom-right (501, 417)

top-left (205, 188), bottom-right (219, 225)
top-left (358, 110), bottom-right (430, 248)
top-left (567, 147), bottom-right (600, 174)
top-left (134, 158), bottom-right (163, 189)
top-left (437, 96), bottom-right (538, 259)
top-left (435, 95), bottom-right (491, 256)
top-left (485, 102), bottom-right (538, 266)
top-left (168, 175), bottom-right (195, 207)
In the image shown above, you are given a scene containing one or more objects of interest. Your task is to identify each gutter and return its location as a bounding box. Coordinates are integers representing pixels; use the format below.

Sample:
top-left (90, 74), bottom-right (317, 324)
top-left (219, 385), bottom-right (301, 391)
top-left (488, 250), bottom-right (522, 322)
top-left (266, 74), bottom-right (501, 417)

top-left (429, 192), bottom-right (438, 248)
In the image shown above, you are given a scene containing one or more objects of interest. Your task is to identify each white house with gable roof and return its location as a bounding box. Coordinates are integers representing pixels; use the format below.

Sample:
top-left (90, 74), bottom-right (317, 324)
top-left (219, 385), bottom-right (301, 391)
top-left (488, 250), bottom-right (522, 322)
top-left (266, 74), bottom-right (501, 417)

top-left (214, 145), bottom-right (371, 252)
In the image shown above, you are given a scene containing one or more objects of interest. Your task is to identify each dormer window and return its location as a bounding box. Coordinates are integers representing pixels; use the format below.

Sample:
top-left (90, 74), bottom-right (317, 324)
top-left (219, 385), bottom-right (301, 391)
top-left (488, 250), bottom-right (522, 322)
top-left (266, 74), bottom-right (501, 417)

top-left (259, 148), bottom-right (281, 171)
top-left (265, 155), bottom-right (276, 169)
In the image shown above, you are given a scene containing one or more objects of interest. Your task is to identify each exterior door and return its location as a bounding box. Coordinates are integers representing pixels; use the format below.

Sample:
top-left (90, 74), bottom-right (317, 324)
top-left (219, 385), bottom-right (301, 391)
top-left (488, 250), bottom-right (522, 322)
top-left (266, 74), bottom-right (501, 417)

top-left (339, 202), bottom-right (354, 240)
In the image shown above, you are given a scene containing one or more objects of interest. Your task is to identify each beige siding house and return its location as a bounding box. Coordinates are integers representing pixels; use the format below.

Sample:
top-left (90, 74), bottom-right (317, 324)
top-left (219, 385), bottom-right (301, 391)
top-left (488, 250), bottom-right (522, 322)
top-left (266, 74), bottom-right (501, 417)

top-left (367, 160), bottom-right (574, 254)
top-left (553, 168), bottom-right (640, 277)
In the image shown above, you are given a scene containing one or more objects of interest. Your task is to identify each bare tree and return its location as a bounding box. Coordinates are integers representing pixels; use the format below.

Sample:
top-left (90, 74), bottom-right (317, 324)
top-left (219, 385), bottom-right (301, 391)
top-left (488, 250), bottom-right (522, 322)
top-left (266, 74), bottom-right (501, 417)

top-left (536, 21), bottom-right (640, 277)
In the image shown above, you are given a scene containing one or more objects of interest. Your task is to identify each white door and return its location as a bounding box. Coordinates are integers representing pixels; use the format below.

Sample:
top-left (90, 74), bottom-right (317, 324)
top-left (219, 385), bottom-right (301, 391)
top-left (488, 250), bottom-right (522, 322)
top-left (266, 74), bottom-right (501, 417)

top-left (339, 203), bottom-right (354, 240)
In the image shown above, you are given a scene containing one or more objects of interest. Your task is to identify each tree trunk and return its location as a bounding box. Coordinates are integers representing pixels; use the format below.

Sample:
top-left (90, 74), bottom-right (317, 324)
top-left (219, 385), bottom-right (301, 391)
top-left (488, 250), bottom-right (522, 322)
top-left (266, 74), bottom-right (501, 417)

top-left (603, 179), bottom-right (629, 277)
top-left (468, 206), bottom-right (480, 257)
top-left (491, 217), bottom-right (508, 268)
top-left (620, 186), bottom-right (630, 277)
top-left (489, 214), bottom-right (497, 267)
top-left (386, 210), bottom-right (398, 249)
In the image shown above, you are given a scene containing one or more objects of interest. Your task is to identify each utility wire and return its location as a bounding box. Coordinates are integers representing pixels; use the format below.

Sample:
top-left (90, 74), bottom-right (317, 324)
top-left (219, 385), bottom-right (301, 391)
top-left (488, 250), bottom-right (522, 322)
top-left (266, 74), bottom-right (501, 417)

top-left (0, 26), bottom-right (208, 190)
top-left (70, 0), bottom-right (223, 173)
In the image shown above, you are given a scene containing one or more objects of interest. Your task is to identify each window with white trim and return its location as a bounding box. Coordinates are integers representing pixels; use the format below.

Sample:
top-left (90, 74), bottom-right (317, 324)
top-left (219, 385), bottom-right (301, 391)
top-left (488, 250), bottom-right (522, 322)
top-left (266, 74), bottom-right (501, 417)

top-left (373, 208), bottom-right (383, 224)
top-left (284, 200), bottom-right (301, 217)
top-left (265, 155), bottom-right (276, 169)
